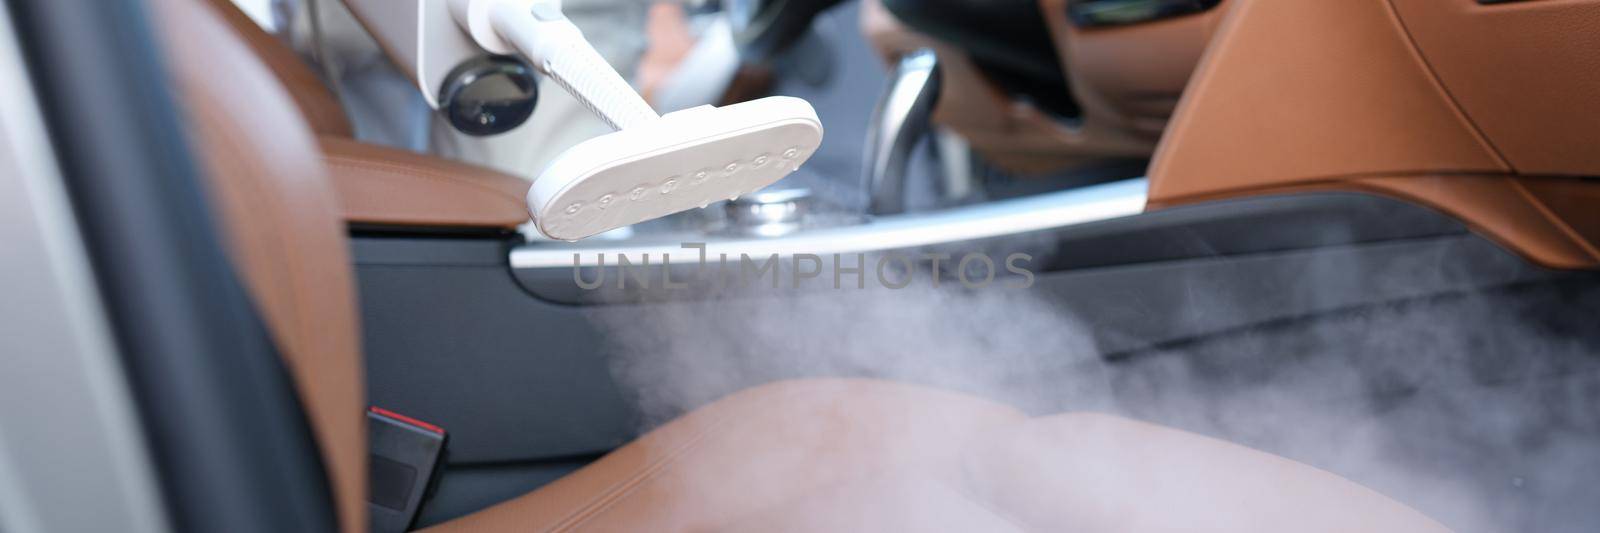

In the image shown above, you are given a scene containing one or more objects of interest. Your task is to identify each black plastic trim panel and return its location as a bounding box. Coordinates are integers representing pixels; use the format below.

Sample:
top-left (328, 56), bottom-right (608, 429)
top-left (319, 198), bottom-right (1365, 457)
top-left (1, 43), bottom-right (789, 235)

top-left (353, 191), bottom-right (1559, 478)
top-left (351, 236), bottom-right (637, 464)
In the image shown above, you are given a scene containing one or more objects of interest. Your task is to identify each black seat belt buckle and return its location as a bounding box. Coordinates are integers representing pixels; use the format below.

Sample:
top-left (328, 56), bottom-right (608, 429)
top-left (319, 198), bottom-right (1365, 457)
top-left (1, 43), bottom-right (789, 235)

top-left (367, 407), bottom-right (447, 533)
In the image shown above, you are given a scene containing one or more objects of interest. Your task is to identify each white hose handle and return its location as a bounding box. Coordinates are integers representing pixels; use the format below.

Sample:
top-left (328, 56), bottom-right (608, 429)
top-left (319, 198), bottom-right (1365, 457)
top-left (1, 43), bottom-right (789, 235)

top-left (451, 0), bottom-right (659, 131)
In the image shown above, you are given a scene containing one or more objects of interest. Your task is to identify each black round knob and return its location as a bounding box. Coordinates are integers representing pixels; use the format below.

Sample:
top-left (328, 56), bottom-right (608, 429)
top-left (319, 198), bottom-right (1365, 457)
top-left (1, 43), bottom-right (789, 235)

top-left (439, 56), bottom-right (539, 136)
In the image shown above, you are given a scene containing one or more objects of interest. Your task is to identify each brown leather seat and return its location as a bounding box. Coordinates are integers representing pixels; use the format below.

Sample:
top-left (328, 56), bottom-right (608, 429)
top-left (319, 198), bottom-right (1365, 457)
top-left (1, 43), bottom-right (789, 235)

top-left (150, 0), bottom-right (1449, 531)
top-left (425, 379), bottom-right (1446, 532)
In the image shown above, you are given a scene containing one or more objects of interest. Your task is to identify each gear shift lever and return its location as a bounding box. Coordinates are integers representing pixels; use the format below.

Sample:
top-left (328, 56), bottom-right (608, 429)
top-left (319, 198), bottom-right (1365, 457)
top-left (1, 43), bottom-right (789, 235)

top-left (863, 48), bottom-right (940, 216)
top-left (449, 0), bottom-right (824, 240)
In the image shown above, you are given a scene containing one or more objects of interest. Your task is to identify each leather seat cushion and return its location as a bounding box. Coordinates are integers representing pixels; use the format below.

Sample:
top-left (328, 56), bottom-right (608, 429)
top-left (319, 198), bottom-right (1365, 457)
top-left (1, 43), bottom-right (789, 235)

top-left (961, 413), bottom-right (1450, 532)
top-left (426, 379), bottom-right (1026, 532)
top-left (425, 379), bottom-right (1447, 532)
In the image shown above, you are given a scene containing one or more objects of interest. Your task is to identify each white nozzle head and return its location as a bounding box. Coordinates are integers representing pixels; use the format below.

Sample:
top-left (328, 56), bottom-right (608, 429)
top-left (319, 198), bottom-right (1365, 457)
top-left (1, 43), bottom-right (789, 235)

top-left (449, 0), bottom-right (825, 241)
top-left (529, 97), bottom-right (824, 241)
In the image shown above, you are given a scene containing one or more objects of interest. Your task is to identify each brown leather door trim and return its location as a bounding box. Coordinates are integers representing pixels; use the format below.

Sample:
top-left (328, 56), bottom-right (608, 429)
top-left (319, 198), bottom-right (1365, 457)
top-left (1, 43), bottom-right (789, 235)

top-left (1389, 0), bottom-right (1600, 176)
top-left (1147, 0), bottom-right (1600, 269)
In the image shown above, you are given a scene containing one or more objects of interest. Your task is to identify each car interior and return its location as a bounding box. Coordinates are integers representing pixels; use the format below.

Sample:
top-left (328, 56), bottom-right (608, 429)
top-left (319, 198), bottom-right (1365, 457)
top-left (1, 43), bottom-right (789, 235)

top-left (4, 0), bottom-right (1599, 531)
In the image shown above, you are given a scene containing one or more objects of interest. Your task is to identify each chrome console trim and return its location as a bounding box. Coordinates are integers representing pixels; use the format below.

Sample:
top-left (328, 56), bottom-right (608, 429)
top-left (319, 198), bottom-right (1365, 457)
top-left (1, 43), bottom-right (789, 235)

top-left (510, 177), bottom-right (1147, 269)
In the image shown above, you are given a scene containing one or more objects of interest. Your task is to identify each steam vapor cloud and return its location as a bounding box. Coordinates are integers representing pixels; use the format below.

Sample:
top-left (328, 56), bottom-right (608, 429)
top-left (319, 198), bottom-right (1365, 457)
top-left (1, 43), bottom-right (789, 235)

top-left (589, 272), bottom-right (1600, 532)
